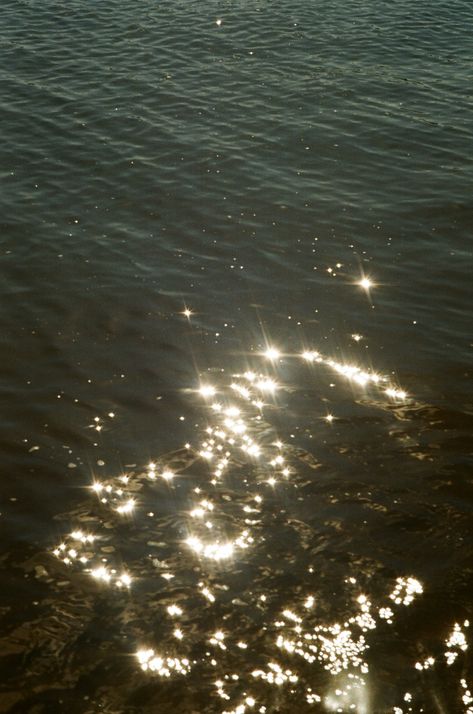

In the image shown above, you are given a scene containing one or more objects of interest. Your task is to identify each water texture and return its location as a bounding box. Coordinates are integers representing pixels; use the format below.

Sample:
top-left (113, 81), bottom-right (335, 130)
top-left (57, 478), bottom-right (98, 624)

top-left (0, 0), bottom-right (472, 712)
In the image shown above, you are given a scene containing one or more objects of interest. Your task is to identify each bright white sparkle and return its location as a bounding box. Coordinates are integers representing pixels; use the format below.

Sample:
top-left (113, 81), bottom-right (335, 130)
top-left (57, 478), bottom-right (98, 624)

top-left (199, 385), bottom-right (216, 398)
top-left (358, 277), bottom-right (373, 290)
top-left (116, 498), bottom-right (136, 515)
top-left (385, 387), bottom-right (407, 400)
top-left (256, 378), bottom-right (278, 393)
top-left (185, 536), bottom-right (235, 560)
top-left (301, 350), bottom-right (320, 362)
top-left (91, 566), bottom-right (111, 583)
top-left (167, 604), bottom-right (183, 617)
top-left (118, 572), bottom-right (132, 587)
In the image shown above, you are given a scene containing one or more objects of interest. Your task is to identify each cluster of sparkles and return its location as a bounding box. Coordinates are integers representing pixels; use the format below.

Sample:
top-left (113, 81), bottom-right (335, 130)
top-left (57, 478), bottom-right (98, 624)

top-left (393, 621), bottom-right (472, 712)
top-left (393, 693), bottom-right (412, 712)
top-left (52, 530), bottom-right (132, 588)
top-left (199, 582), bottom-right (216, 602)
top-left (221, 696), bottom-right (261, 714)
top-left (52, 529), bottom-right (96, 565)
top-left (90, 477), bottom-right (139, 513)
top-left (136, 649), bottom-right (191, 676)
top-left (414, 656), bottom-right (435, 671)
top-left (185, 529), bottom-right (253, 561)
top-left (388, 577), bottom-right (423, 606)
top-left (274, 581), bottom-right (423, 677)
top-left (87, 412), bottom-right (115, 433)
top-left (461, 679), bottom-right (473, 714)
top-left (147, 461), bottom-right (175, 482)
top-left (444, 620), bottom-right (469, 665)
top-left (167, 604), bottom-right (183, 617)
top-left (252, 662), bottom-right (298, 685)
top-left (210, 630), bottom-right (227, 650)
top-left (306, 688), bottom-right (322, 704)
top-left (90, 566), bottom-right (132, 588)
top-left (116, 497), bottom-right (136, 515)
top-left (51, 343), bottom-right (418, 709)
top-left (324, 673), bottom-right (368, 712)
top-left (192, 372), bottom-right (292, 501)
top-left (300, 349), bottom-right (407, 400)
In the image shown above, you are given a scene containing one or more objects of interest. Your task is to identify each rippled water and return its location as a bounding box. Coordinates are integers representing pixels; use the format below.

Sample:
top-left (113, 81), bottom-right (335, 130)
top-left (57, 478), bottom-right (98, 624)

top-left (1, 0), bottom-right (472, 712)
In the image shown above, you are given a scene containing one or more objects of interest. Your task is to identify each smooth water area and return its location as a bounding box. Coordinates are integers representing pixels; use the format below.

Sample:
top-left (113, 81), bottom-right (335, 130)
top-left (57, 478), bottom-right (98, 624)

top-left (1, 1), bottom-right (472, 711)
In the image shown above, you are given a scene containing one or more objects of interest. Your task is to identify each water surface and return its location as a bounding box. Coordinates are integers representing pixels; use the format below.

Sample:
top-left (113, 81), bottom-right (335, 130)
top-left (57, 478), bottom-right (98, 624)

top-left (1, 0), bottom-right (472, 711)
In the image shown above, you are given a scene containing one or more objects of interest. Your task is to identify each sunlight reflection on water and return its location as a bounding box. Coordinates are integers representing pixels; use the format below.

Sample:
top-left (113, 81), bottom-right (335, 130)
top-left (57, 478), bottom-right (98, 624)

top-left (49, 345), bottom-right (471, 713)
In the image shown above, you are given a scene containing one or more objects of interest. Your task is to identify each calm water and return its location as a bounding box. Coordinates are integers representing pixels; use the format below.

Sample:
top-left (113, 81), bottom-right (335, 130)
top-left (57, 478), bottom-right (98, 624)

top-left (1, 0), bottom-right (472, 711)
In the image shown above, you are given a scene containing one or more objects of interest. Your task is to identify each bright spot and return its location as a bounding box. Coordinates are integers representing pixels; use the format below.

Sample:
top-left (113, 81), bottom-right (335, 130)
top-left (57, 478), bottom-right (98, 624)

top-left (116, 498), bottom-right (136, 515)
top-left (167, 604), bottom-right (183, 617)
top-left (199, 385), bottom-right (216, 398)
top-left (264, 347), bottom-right (280, 360)
top-left (302, 351), bottom-right (319, 362)
top-left (91, 566), bottom-right (111, 583)
top-left (256, 378), bottom-right (278, 393)
top-left (118, 572), bottom-right (132, 587)
top-left (186, 536), bottom-right (235, 560)
top-left (358, 277), bottom-right (373, 290)
top-left (385, 387), bottom-right (407, 400)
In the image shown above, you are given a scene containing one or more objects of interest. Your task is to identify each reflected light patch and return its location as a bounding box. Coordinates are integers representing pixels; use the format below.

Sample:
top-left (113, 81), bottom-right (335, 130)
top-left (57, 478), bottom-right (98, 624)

top-left (116, 498), bottom-right (136, 515)
top-left (136, 649), bottom-right (191, 676)
top-left (385, 387), bottom-right (407, 400)
top-left (255, 378), bottom-right (278, 393)
top-left (91, 566), bottom-right (112, 583)
top-left (167, 604), bottom-right (183, 617)
top-left (301, 350), bottom-right (321, 362)
top-left (117, 572), bottom-right (132, 588)
top-left (54, 336), bottom-right (423, 707)
top-left (185, 536), bottom-right (235, 560)
top-left (199, 385), bottom-right (216, 398)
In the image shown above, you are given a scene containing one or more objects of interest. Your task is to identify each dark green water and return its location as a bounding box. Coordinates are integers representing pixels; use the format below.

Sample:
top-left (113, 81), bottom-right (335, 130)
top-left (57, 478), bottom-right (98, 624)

top-left (1, 1), bottom-right (472, 711)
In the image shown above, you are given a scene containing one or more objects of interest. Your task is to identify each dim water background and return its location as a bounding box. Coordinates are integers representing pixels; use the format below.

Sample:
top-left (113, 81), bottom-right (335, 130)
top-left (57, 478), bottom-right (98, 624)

top-left (1, 0), bottom-right (473, 711)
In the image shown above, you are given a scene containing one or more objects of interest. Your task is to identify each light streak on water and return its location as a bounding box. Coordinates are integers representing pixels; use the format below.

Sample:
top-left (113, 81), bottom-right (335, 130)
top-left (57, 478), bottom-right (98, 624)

top-left (299, 347), bottom-right (408, 400)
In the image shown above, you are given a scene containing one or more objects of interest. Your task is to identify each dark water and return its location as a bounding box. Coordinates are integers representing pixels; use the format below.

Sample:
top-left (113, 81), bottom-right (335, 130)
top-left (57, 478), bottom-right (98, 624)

top-left (1, 0), bottom-right (473, 711)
